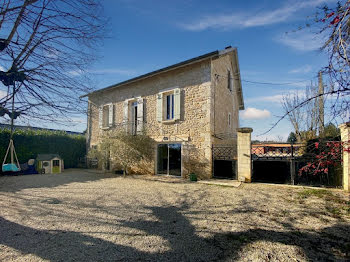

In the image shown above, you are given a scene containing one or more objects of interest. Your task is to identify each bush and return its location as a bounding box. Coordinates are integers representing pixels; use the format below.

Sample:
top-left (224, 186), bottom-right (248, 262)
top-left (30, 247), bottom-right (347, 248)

top-left (95, 130), bottom-right (156, 176)
top-left (0, 128), bottom-right (86, 168)
top-left (298, 137), bottom-right (342, 187)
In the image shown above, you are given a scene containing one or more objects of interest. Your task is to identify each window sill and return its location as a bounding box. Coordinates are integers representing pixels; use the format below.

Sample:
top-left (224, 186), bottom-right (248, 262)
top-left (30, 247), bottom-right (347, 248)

top-left (101, 126), bottom-right (111, 130)
top-left (162, 119), bottom-right (176, 124)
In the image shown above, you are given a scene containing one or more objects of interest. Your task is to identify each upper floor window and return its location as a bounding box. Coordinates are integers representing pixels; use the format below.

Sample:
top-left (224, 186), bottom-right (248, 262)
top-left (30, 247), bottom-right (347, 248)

top-left (157, 88), bottom-right (181, 122)
top-left (166, 93), bottom-right (174, 120)
top-left (123, 97), bottom-right (144, 134)
top-left (102, 105), bottom-right (109, 127)
top-left (99, 103), bottom-right (113, 129)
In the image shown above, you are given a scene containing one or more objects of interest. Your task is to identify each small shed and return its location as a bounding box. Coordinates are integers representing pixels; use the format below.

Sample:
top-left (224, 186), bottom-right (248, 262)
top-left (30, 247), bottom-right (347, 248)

top-left (36, 154), bottom-right (64, 174)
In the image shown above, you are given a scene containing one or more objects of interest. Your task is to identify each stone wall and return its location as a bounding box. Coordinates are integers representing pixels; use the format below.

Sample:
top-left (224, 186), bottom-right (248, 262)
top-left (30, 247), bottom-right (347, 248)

top-left (210, 52), bottom-right (239, 151)
top-left (87, 50), bottom-right (241, 179)
top-left (340, 123), bottom-right (350, 191)
top-left (237, 128), bottom-right (253, 182)
top-left (88, 60), bottom-right (214, 178)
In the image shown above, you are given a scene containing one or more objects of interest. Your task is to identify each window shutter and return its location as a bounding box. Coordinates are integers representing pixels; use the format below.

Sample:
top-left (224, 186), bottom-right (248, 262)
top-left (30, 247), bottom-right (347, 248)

top-left (174, 88), bottom-right (181, 120)
top-left (108, 104), bottom-right (114, 127)
top-left (98, 106), bottom-right (103, 128)
top-left (123, 100), bottom-right (129, 131)
top-left (156, 93), bottom-right (163, 122)
top-left (137, 97), bottom-right (144, 133)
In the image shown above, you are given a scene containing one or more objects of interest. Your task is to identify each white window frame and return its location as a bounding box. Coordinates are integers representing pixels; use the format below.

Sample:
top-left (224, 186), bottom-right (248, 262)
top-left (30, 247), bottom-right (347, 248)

top-left (157, 87), bottom-right (180, 123)
top-left (123, 97), bottom-right (144, 134)
top-left (164, 92), bottom-right (175, 121)
top-left (100, 103), bottom-right (113, 129)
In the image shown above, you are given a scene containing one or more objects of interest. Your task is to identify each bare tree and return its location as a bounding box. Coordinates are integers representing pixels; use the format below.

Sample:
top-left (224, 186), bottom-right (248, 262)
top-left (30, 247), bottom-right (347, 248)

top-left (318, 0), bottom-right (350, 121)
top-left (282, 83), bottom-right (319, 142)
top-left (267, 1), bottom-right (350, 137)
top-left (0, 0), bottom-right (106, 125)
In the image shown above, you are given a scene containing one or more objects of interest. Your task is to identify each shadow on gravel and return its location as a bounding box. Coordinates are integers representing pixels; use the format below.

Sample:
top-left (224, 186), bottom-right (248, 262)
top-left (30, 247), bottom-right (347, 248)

top-left (1, 204), bottom-right (349, 261)
top-left (0, 169), bottom-right (117, 193)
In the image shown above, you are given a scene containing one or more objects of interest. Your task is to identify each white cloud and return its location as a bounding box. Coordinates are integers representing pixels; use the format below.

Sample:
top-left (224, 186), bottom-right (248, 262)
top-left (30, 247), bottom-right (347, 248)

top-left (180, 0), bottom-right (332, 31)
top-left (253, 133), bottom-right (290, 142)
top-left (240, 107), bottom-right (271, 120)
top-left (246, 94), bottom-right (284, 103)
top-left (277, 31), bottom-right (324, 51)
top-left (68, 69), bottom-right (84, 76)
top-left (69, 68), bottom-right (137, 76)
top-left (289, 65), bottom-right (312, 74)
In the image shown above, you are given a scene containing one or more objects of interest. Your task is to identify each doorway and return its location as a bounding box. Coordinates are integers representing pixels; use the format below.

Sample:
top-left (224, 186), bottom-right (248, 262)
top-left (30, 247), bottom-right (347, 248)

top-left (157, 143), bottom-right (181, 176)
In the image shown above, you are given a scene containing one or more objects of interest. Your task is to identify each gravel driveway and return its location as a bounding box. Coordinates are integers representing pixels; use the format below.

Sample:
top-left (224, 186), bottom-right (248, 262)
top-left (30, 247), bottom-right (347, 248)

top-left (0, 169), bottom-right (349, 261)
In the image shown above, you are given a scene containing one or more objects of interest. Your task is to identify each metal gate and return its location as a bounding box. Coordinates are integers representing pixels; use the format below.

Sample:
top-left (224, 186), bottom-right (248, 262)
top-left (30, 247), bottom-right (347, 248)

top-left (212, 145), bottom-right (237, 179)
top-left (251, 141), bottom-right (342, 186)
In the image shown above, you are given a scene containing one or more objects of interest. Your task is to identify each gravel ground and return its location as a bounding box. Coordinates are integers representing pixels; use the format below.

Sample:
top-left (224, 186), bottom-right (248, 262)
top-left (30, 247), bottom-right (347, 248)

top-left (0, 169), bottom-right (349, 261)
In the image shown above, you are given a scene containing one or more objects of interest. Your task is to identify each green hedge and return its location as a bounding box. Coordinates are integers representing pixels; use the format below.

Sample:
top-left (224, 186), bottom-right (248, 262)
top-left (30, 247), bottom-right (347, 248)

top-left (0, 128), bottom-right (86, 168)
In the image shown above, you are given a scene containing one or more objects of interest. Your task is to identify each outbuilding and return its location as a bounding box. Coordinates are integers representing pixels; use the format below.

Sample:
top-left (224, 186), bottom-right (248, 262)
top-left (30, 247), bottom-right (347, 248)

top-left (36, 154), bottom-right (64, 174)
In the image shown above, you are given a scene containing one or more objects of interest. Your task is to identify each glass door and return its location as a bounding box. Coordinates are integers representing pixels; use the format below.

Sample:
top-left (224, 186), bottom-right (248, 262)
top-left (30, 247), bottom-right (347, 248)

top-left (157, 143), bottom-right (181, 176)
top-left (169, 144), bottom-right (181, 176)
top-left (157, 144), bottom-right (168, 174)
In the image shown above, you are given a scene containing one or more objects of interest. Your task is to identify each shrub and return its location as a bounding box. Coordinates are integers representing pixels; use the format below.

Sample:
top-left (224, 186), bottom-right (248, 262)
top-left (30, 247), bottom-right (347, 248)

top-left (95, 130), bottom-right (155, 176)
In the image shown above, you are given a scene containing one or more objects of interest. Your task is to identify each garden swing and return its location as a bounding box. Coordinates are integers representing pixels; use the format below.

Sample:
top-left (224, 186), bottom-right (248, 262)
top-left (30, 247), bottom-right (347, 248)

top-left (2, 139), bottom-right (20, 172)
top-left (2, 83), bottom-right (21, 173)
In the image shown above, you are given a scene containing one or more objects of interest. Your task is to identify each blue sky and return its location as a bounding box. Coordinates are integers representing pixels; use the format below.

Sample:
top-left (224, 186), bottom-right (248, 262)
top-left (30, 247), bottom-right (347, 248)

top-left (13, 0), bottom-right (336, 140)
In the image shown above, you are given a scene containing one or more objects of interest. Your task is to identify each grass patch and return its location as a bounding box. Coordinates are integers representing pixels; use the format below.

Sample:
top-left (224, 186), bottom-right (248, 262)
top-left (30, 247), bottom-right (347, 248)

top-left (298, 188), bottom-right (333, 199)
top-left (298, 188), bottom-right (350, 217)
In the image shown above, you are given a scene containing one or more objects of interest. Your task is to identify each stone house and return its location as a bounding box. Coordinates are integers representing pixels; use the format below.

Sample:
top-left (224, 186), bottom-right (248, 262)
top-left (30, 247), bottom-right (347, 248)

top-left (82, 46), bottom-right (244, 179)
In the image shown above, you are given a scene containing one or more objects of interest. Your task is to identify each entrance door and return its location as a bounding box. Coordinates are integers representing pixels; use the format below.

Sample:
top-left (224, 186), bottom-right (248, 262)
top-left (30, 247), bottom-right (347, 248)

top-left (52, 160), bottom-right (60, 173)
top-left (157, 143), bottom-right (181, 176)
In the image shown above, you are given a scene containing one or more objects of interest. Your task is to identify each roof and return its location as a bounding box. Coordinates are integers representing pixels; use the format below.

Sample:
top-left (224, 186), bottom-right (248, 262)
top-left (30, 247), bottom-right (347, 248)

top-left (252, 143), bottom-right (303, 147)
top-left (36, 154), bottom-right (62, 161)
top-left (80, 47), bottom-right (244, 109)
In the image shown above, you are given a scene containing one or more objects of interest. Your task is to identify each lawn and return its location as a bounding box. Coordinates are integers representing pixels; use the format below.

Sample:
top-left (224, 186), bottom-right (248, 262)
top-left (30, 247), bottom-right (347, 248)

top-left (0, 169), bottom-right (349, 261)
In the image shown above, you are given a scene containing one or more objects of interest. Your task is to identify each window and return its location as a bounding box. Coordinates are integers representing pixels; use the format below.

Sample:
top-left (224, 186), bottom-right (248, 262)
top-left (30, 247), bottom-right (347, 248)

top-left (166, 93), bottom-right (174, 120)
top-left (228, 113), bottom-right (231, 127)
top-left (102, 105), bottom-right (109, 127)
top-left (123, 97), bottom-right (144, 134)
top-left (156, 88), bottom-right (180, 122)
top-left (53, 160), bottom-right (60, 167)
top-left (99, 103), bottom-right (114, 129)
top-left (228, 70), bottom-right (232, 92)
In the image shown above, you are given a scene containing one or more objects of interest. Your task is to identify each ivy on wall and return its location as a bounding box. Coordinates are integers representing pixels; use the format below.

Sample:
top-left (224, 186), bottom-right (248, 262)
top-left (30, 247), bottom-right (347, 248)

top-left (0, 128), bottom-right (86, 168)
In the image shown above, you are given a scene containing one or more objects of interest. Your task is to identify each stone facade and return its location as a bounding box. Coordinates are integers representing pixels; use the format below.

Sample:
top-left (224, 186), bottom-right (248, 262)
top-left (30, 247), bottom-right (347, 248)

top-left (340, 123), bottom-right (350, 191)
top-left (86, 47), bottom-right (244, 178)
